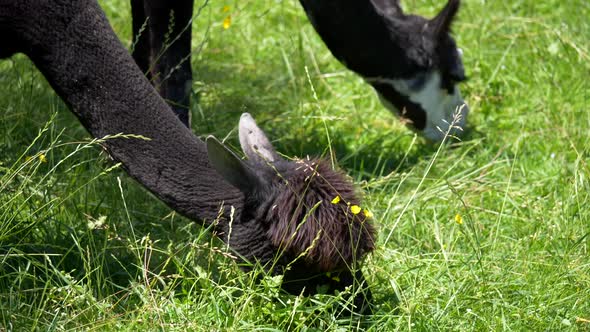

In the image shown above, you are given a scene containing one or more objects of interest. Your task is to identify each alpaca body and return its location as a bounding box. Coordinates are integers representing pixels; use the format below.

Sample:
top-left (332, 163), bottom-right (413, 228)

top-left (0, 0), bottom-right (374, 313)
top-left (132, 0), bottom-right (468, 140)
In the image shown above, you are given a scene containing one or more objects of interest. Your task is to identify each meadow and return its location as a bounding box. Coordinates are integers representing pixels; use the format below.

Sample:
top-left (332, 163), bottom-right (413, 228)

top-left (1, 0), bottom-right (589, 330)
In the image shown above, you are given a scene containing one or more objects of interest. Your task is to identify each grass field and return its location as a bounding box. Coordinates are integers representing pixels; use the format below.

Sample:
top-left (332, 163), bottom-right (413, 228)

top-left (1, 0), bottom-right (589, 330)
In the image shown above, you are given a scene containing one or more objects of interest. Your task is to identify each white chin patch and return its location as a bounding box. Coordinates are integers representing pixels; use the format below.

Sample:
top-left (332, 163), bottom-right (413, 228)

top-left (370, 72), bottom-right (469, 141)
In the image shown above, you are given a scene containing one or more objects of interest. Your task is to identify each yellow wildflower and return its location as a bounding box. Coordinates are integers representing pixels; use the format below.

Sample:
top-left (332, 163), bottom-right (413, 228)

top-left (223, 15), bottom-right (231, 29)
top-left (331, 195), bottom-right (341, 204)
top-left (222, 5), bottom-right (231, 12)
top-left (363, 209), bottom-right (373, 219)
top-left (454, 213), bottom-right (463, 225)
top-left (39, 153), bottom-right (47, 163)
top-left (350, 205), bottom-right (361, 215)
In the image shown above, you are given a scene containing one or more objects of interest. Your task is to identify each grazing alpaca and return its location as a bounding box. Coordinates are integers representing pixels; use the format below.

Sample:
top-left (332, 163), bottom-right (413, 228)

top-left (132, 0), bottom-right (468, 140)
top-left (0, 0), bottom-right (375, 313)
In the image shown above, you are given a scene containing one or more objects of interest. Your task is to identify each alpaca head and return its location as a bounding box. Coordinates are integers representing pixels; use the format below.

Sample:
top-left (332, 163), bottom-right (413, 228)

top-left (366, 0), bottom-right (469, 140)
top-left (207, 113), bottom-right (375, 274)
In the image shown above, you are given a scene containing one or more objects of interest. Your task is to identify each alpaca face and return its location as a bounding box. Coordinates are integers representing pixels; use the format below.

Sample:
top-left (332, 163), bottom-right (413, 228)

top-left (366, 0), bottom-right (468, 140)
top-left (207, 113), bottom-right (376, 272)
top-left (370, 69), bottom-right (468, 141)
top-left (263, 157), bottom-right (375, 271)
top-left (300, 0), bottom-right (468, 141)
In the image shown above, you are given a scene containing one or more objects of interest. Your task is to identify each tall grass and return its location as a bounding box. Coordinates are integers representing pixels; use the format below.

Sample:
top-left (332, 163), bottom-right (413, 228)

top-left (1, 0), bottom-right (589, 330)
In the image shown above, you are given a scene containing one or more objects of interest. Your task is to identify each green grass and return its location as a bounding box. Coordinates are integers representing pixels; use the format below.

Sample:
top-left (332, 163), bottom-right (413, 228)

top-left (1, 0), bottom-right (589, 330)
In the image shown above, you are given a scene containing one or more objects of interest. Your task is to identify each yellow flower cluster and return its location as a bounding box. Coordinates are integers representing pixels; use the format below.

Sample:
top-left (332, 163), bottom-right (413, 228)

top-left (331, 195), bottom-right (373, 219)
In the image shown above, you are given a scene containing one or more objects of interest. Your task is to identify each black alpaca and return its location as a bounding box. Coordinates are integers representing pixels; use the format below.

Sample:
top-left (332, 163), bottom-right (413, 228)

top-left (133, 0), bottom-right (468, 141)
top-left (0, 0), bottom-right (375, 314)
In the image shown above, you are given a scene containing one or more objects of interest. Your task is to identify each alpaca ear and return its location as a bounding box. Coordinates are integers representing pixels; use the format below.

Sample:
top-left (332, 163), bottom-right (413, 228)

top-left (430, 0), bottom-right (460, 38)
top-left (370, 0), bottom-right (403, 18)
top-left (206, 136), bottom-right (261, 194)
top-left (238, 113), bottom-right (281, 167)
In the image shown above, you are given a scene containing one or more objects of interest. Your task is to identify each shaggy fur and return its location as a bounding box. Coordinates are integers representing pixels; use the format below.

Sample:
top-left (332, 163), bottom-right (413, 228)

top-left (265, 158), bottom-right (375, 271)
top-left (0, 0), bottom-right (374, 313)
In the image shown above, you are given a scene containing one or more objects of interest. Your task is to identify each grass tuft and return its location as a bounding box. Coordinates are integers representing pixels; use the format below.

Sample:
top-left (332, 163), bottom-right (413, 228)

top-left (1, 0), bottom-right (588, 330)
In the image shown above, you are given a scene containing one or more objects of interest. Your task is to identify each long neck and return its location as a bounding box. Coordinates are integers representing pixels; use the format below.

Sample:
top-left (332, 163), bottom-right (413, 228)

top-left (299, 0), bottom-right (408, 78)
top-left (1, 0), bottom-right (240, 226)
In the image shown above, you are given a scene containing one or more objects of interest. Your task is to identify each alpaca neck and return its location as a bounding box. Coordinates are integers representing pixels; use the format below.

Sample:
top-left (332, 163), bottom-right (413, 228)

top-left (2, 0), bottom-right (242, 227)
top-left (299, 0), bottom-right (408, 78)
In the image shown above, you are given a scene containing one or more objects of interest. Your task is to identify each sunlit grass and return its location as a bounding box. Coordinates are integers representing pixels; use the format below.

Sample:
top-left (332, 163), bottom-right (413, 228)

top-left (1, 0), bottom-right (589, 330)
